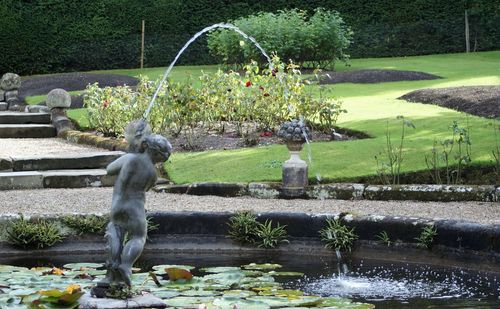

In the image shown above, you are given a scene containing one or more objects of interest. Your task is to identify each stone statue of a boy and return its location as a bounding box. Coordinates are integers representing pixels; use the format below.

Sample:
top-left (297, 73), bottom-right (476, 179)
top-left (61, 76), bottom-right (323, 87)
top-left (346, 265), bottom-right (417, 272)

top-left (99, 123), bottom-right (171, 288)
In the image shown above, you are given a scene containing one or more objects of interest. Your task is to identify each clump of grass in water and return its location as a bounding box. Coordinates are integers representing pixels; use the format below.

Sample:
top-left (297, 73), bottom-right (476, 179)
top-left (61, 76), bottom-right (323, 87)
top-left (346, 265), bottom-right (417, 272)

top-left (227, 211), bottom-right (289, 248)
top-left (62, 215), bottom-right (109, 235)
top-left (319, 218), bottom-right (358, 252)
top-left (255, 219), bottom-right (289, 248)
top-left (376, 230), bottom-right (392, 246)
top-left (7, 215), bottom-right (63, 249)
top-left (415, 225), bottom-right (437, 249)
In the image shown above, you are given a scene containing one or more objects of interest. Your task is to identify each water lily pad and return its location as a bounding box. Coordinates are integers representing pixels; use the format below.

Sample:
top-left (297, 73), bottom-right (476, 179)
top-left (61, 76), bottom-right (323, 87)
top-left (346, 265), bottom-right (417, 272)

top-left (267, 271), bottom-right (304, 276)
top-left (63, 263), bottom-right (102, 270)
top-left (200, 266), bottom-right (241, 273)
top-left (0, 265), bottom-right (29, 273)
top-left (152, 264), bottom-right (195, 274)
top-left (165, 268), bottom-right (193, 281)
top-left (242, 263), bottom-right (282, 270)
top-left (181, 289), bottom-right (219, 297)
top-left (150, 289), bottom-right (180, 299)
top-left (222, 290), bottom-right (257, 298)
top-left (162, 296), bottom-right (214, 307)
top-left (213, 296), bottom-right (270, 309)
top-left (258, 289), bottom-right (304, 297)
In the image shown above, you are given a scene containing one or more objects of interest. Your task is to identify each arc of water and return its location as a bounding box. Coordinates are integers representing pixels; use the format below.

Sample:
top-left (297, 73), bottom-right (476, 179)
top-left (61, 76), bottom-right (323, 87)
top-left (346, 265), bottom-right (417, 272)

top-left (143, 23), bottom-right (273, 120)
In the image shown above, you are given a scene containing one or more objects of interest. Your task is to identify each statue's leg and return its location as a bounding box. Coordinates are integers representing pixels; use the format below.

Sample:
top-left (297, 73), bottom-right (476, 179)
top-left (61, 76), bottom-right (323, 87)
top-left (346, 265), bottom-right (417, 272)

top-left (118, 219), bottom-right (147, 287)
top-left (101, 222), bottom-right (125, 285)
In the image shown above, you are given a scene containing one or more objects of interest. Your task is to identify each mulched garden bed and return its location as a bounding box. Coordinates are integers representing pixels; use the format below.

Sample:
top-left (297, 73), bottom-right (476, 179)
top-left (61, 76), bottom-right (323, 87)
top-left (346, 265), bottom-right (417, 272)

top-left (316, 69), bottom-right (441, 84)
top-left (399, 86), bottom-right (500, 118)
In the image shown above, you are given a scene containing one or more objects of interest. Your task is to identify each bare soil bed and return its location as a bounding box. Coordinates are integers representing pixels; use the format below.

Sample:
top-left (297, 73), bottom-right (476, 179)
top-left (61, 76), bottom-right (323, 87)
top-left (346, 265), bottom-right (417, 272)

top-left (317, 69), bottom-right (441, 84)
top-left (20, 73), bottom-right (139, 108)
top-left (399, 86), bottom-right (500, 118)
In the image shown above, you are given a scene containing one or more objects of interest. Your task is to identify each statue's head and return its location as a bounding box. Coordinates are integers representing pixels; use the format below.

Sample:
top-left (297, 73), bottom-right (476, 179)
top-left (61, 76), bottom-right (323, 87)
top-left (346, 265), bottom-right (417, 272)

top-left (143, 134), bottom-right (172, 163)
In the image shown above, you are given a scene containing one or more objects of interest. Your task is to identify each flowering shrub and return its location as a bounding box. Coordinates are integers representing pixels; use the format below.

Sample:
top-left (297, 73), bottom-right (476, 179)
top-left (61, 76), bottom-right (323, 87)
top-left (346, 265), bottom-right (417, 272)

top-left (84, 57), bottom-right (345, 139)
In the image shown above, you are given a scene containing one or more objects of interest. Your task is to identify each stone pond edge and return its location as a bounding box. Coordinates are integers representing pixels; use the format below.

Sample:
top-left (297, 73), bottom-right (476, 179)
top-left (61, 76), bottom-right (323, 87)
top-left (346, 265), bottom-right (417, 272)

top-left (0, 212), bottom-right (499, 259)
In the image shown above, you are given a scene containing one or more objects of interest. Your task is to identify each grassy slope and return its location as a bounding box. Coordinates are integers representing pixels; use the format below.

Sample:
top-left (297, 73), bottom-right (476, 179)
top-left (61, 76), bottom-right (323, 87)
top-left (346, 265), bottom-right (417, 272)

top-left (165, 52), bottom-right (500, 183)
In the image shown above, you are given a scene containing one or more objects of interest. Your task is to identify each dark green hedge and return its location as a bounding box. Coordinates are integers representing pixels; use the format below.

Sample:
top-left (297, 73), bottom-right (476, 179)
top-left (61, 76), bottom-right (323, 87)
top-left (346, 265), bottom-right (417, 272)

top-left (1, 0), bottom-right (498, 75)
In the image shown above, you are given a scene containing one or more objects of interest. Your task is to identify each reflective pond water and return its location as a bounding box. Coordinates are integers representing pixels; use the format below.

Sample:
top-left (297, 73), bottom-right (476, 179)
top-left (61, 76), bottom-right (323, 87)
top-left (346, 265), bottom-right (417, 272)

top-left (2, 250), bottom-right (499, 308)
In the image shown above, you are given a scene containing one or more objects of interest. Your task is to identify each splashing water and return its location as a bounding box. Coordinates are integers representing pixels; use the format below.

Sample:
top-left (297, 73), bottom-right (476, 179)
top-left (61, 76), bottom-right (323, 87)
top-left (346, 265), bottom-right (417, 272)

top-left (299, 117), bottom-right (322, 183)
top-left (143, 23), bottom-right (273, 119)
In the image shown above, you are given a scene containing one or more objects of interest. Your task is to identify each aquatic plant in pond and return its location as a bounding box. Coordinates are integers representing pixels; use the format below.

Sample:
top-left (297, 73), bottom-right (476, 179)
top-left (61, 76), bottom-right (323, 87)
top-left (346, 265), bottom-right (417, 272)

top-left (0, 263), bottom-right (374, 308)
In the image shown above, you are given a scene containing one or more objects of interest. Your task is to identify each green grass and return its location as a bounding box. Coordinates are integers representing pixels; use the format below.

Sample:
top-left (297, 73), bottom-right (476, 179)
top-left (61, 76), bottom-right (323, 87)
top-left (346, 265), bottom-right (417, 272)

top-left (23, 51), bottom-right (500, 184)
top-left (164, 51), bottom-right (500, 183)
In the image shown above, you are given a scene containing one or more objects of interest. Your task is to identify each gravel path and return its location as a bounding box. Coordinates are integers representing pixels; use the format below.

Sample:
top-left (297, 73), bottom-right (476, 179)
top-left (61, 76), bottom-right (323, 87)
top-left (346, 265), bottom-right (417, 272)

top-left (0, 138), bottom-right (108, 157)
top-left (0, 188), bottom-right (498, 224)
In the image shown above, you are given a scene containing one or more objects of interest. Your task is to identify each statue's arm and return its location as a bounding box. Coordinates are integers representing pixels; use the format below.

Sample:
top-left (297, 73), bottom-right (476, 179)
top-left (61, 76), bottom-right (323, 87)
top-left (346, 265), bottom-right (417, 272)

top-left (106, 155), bottom-right (130, 175)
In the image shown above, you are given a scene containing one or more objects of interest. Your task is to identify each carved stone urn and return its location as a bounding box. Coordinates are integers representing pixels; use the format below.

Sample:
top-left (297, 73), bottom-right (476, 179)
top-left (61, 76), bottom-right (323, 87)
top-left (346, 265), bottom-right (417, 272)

top-left (277, 119), bottom-right (311, 198)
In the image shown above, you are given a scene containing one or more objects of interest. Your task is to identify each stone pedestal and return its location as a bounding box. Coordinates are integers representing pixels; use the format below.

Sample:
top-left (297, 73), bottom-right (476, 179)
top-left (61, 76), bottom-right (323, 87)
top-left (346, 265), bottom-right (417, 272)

top-left (282, 142), bottom-right (308, 198)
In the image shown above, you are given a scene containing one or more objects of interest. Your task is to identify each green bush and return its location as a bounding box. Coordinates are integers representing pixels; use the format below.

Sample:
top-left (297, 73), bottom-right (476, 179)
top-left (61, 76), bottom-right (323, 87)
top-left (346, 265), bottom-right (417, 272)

top-left (207, 8), bottom-right (352, 69)
top-left (1, 1), bottom-right (499, 74)
top-left (7, 216), bottom-right (63, 249)
top-left (84, 57), bottom-right (345, 138)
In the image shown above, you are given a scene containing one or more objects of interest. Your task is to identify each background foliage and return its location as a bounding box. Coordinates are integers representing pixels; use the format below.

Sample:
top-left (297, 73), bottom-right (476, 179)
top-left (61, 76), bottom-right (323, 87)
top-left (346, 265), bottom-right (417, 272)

top-left (0, 0), bottom-right (498, 75)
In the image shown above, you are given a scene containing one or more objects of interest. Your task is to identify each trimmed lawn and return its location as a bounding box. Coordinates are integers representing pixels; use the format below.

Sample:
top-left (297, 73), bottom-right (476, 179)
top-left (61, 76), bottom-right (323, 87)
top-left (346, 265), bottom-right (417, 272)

top-left (164, 52), bottom-right (500, 183)
top-left (23, 51), bottom-right (500, 183)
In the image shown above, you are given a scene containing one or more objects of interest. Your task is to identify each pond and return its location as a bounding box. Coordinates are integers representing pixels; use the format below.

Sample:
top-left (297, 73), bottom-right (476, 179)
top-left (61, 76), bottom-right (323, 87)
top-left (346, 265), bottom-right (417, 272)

top-left (1, 249), bottom-right (498, 308)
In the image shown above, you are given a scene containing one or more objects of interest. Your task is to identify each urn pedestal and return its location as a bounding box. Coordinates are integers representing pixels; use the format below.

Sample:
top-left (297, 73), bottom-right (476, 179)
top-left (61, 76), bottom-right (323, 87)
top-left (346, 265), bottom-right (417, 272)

top-left (282, 141), bottom-right (308, 198)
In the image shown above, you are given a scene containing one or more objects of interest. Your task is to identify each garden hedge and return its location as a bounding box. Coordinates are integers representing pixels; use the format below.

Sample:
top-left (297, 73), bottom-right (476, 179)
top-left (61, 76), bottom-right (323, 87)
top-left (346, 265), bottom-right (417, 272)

top-left (1, 0), bottom-right (498, 75)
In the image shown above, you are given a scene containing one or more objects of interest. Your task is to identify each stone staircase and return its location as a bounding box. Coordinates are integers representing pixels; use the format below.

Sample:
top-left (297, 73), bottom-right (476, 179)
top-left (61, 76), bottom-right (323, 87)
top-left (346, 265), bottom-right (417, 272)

top-left (0, 112), bottom-right (56, 138)
top-left (0, 112), bottom-right (123, 189)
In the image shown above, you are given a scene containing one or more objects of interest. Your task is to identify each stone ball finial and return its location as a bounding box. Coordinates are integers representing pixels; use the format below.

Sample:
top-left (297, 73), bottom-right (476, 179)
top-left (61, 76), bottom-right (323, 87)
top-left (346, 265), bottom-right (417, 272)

top-left (0, 73), bottom-right (21, 91)
top-left (46, 88), bottom-right (71, 109)
top-left (277, 119), bottom-right (312, 143)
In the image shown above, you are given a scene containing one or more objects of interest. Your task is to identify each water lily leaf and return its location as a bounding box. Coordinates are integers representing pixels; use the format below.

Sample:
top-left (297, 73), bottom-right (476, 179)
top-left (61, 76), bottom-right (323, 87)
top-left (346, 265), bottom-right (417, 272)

top-left (258, 289), bottom-right (304, 297)
top-left (267, 271), bottom-right (304, 276)
top-left (150, 289), bottom-right (180, 299)
top-left (39, 289), bottom-right (65, 297)
top-left (242, 270), bottom-right (263, 277)
top-left (162, 296), bottom-right (214, 307)
top-left (203, 271), bottom-right (245, 287)
top-left (165, 268), bottom-right (193, 281)
top-left (242, 263), bottom-right (282, 270)
top-left (0, 265), bottom-right (29, 273)
top-left (200, 266), bottom-right (241, 273)
top-left (247, 296), bottom-right (295, 307)
top-left (212, 296), bottom-right (270, 309)
top-left (42, 268), bottom-right (65, 276)
top-left (59, 291), bottom-right (84, 304)
top-left (9, 288), bottom-right (39, 296)
top-left (152, 264), bottom-right (195, 274)
top-left (181, 289), bottom-right (219, 297)
top-left (63, 263), bottom-right (102, 270)
top-left (222, 290), bottom-right (257, 298)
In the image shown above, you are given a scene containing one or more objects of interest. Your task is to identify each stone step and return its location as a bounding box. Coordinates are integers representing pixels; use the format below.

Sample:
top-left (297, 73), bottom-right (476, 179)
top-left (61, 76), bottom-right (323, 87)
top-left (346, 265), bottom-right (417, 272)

top-left (0, 124), bottom-right (56, 138)
top-left (0, 169), bottom-right (116, 190)
top-left (1, 151), bottom-right (125, 171)
top-left (0, 112), bottom-right (51, 124)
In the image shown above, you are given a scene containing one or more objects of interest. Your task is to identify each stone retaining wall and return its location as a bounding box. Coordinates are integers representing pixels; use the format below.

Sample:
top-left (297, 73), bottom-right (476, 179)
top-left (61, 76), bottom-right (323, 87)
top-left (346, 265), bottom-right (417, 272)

top-left (154, 182), bottom-right (499, 202)
top-left (0, 73), bottom-right (22, 111)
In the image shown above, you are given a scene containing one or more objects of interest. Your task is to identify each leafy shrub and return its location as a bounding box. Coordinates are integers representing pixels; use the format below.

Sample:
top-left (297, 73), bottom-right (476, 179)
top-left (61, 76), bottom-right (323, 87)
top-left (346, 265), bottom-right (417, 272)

top-left (319, 218), bottom-right (358, 252)
top-left (84, 57), bottom-right (345, 139)
top-left (254, 220), bottom-right (289, 248)
top-left (227, 211), bottom-right (260, 244)
top-left (415, 225), bottom-right (437, 249)
top-left (7, 216), bottom-right (63, 249)
top-left (62, 215), bottom-right (109, 235)
top-left (227, 212), bottom-right (288, 248)
top-left (207, 8), bottom-right (352, 69)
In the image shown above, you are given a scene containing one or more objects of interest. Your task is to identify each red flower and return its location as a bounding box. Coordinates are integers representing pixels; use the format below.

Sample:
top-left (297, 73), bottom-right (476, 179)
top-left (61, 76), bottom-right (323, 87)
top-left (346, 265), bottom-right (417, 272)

top-left (245, 81), bottom-right (252, 87)
top-left (263, 93), bottom-right (270, 97)
top-left (103, 100), bottom-right (109, 108)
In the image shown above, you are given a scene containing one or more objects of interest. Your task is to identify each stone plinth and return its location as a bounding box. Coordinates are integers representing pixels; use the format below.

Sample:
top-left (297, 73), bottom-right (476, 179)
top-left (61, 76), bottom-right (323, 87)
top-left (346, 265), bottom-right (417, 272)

top-left (282, 142), bottom-right (308, 198)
